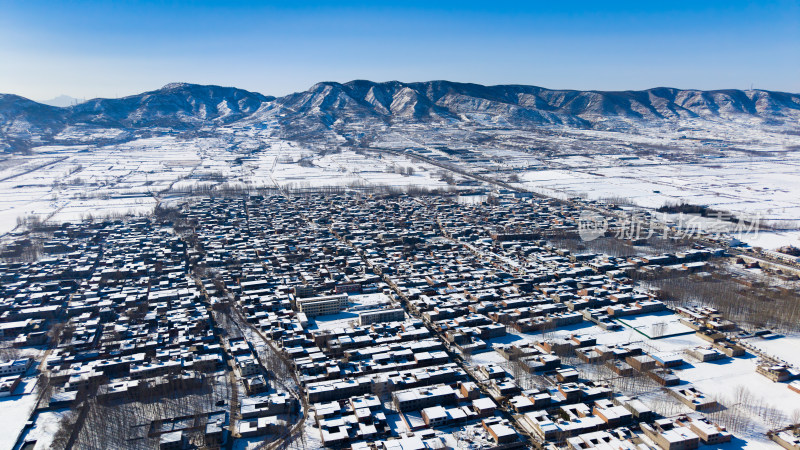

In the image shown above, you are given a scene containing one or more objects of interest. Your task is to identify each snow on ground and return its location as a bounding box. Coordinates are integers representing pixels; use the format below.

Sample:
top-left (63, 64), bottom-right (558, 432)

top-left (478, 311), bottom-right (800, 448)
top-left (744, 333), bottom-right (800, 368)
top-left (269, 149), bottom-right (450, 190)
top-left (2, 121), bottom-right (799, 247)
top-left (518, 154), bottom-right (800, 248)
top-left (307, 312), bottom-right (360, 331)
top-left (740, 230), bottom-right (800, 250)
top-left (346, 293), bottom-right (394, 311)
top-left (0, 135), bottom-right (461, 237)
top-left (386, 412), bottom-right (409, 436)
top-left (677, 356), bottom-right (796, 446)
top-left (469, 349), bottom-right (508, 366)
top-left (301, 409), bottom-right (324, 449)
top-left (19, 408), bottom-right (71, 450)
top-left (0, 377), bottom-right (39, 449)
top-left (615, 311), bottom-right (695, 339)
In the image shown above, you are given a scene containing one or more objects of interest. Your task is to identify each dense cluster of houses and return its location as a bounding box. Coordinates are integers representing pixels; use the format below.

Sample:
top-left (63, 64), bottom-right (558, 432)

top-left (0, 218), bottom-right (299, 448)
top-left (0, 191), bottom-right (780, 449)
top-left (180, 193), bottom-right (742, 448)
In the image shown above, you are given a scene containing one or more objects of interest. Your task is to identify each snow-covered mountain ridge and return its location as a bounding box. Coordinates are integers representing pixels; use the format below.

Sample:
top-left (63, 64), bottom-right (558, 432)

top-left (2, 80), bottom-right (799, 152)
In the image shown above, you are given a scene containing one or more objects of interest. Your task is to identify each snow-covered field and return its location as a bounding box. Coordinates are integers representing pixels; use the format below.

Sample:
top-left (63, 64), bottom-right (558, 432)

top-left (520, 158), bottom-right (800, 222)
top-left (0, 133), bottom-right (451, 238)
top-left (515, 154), bottom-right (800, 249)
top-left (744, 333), bottom-right (800, 368)
top-left (615, 310), bottom-right (695, 338)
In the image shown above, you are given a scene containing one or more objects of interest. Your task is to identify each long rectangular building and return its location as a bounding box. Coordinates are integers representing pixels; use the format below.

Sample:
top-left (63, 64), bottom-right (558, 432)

top-left (296, 294), bottom-right (348, 317)
top-left (358, 308), bottom-right (405, 325)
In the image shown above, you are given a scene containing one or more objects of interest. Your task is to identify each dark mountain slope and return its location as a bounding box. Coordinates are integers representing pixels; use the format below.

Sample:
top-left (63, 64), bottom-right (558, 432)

top-left (2, 80), bottom-right (799, 151)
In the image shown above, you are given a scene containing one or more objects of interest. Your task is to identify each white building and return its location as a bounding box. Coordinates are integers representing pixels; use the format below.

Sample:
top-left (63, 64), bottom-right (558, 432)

top-left (296, 294), bottom-right (348, 317)
top-left (0, 358), bottom-right (33, 377)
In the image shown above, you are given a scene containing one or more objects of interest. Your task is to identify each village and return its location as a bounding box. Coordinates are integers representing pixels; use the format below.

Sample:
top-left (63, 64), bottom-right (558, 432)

top-left (0, 190), bottom-right (799, 450)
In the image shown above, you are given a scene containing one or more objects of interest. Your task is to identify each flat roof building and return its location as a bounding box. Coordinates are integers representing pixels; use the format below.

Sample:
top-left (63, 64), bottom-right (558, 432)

top-left (296, 294), bottom-right (348, 317)
top-left (359, 308), bottom-right (405, 326)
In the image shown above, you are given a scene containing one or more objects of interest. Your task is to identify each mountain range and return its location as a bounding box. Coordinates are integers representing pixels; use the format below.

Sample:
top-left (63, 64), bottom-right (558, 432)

top-left (2, 80), bottom-right (800, 152)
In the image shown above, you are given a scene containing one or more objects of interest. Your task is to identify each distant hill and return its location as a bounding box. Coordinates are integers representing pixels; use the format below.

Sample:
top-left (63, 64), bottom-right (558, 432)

top-left (39, 95), bottom-right (85, 108)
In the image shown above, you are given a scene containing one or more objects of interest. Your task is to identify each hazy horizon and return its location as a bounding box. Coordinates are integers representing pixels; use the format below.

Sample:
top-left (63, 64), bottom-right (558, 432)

top-left (17, 79), bottom-right (800, 105)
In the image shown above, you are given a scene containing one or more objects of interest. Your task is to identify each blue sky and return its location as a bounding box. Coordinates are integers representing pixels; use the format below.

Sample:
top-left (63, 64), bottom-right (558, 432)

top-left (1, 0), bottom-right (798, 101)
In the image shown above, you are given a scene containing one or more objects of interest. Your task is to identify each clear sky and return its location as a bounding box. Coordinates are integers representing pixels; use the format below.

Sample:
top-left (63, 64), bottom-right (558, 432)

top-left (1, 0), bottom-right (798, 101)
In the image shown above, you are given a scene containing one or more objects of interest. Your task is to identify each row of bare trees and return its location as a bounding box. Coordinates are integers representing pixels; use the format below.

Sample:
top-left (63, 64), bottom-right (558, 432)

top-left (58, 372), bottom-right (232, 450)
top-left (651, 268), bottom-right (800, 331)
